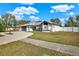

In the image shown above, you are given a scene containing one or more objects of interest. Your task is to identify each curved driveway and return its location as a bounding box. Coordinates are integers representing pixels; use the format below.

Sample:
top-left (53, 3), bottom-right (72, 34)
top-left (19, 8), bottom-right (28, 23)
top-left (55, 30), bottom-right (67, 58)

top-left (0, 31), bottom-right (33, 45)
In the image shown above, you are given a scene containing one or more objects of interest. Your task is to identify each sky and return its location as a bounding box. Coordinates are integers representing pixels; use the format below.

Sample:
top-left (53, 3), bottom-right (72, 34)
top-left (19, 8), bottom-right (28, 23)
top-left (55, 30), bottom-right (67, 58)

top-left (0, 3), bottom-right (79, 24)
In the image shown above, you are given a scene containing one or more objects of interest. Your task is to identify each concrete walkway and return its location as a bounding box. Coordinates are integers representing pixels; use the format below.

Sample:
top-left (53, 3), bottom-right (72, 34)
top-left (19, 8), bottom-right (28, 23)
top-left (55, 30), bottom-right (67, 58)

top-left (0, 31), bottom-right (33, 45)
top-left (21, 38), bottom-right (79, 56)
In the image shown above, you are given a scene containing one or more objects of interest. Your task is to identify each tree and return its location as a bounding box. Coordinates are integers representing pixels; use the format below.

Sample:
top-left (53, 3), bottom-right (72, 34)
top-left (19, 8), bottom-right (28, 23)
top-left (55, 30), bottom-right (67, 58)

top-left (1, 13), bottom-right (17, 32)
top-left (50, 18), bottom-right (61, 26)
top-left (17, 20), bottom-right (29, 26)
top-left (65, 16), bottom-right (76, 32)
top-left (0, 19), bottom-right (4, 32)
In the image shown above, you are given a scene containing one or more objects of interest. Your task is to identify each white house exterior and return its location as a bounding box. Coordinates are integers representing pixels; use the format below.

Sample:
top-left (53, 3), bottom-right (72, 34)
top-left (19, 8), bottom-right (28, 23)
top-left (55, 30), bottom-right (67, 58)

top-left (20, 21), bottom-right (63, 32)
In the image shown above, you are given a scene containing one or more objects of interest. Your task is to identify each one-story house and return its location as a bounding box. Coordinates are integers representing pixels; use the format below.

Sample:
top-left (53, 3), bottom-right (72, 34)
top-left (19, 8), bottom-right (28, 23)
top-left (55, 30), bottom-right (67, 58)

top-left (20, 21), bottom-right (63, 32)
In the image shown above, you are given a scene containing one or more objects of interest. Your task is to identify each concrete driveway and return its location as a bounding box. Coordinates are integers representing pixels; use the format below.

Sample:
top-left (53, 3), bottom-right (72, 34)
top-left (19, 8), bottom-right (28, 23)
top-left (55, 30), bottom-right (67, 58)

top-left (0, 31), bottom-right (33, 45)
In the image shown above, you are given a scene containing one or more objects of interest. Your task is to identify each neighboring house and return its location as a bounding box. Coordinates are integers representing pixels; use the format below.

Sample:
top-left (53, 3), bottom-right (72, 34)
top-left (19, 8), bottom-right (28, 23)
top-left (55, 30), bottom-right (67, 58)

top-left (20, 21), bottom-right (63, 32)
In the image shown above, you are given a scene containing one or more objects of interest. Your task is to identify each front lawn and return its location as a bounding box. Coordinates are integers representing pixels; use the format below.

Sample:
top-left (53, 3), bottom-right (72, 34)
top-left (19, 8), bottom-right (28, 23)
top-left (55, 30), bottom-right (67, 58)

top-left (29, 32), bottom-right (79, 47)
top-left (0, 41), bottom-right (69, 56)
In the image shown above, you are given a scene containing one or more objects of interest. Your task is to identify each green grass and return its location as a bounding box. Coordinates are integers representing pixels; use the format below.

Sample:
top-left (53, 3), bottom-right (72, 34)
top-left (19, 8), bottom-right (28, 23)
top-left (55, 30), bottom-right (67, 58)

top-left (29, 32), bottom-right (79, 47)
top-left (0, 41), bottom-right (70, 56)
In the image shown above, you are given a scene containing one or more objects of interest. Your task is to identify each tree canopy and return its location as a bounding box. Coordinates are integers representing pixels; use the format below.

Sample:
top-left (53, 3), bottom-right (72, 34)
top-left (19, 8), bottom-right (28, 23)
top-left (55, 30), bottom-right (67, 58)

top-left (50, 18), bottom-right (61, 26)
top-left (75, 15), bottom-right (79, 27)
top-left (1, 13), bottom-right (17, 31)
top-left (65, 17), bottom-right (76, 27)
top-left (17, 20), bottom-right (29, 26)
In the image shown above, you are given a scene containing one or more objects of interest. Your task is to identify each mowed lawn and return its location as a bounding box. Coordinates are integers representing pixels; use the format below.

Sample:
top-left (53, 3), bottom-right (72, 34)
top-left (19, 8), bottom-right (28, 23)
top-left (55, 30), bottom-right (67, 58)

top-left (0, 41), bottom-right (69, 56)
top-left (29, 32), bottom-right (79, 47)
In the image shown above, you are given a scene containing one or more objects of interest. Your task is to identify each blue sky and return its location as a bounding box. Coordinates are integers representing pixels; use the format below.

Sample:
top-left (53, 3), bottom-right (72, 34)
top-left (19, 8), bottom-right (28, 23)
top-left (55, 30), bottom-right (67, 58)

top-left (0, 3), bottom-right (79, 23)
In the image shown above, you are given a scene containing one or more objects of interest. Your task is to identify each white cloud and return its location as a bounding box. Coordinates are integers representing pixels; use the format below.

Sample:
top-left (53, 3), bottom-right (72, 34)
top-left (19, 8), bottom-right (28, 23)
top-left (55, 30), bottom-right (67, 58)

top-left (51, 5), bottom-right (75, 12)
top-left (9, 6), bottom-right (39, 15)
top-left (69, 12), bottom-right (75, 15)
top-left (8, 6), bottom-right (39, 20)
top-left (7, 11), bottom-right (22, 20)
top-left (50, 10), bottom-right (54, 13)
top-left (63, 12), bottom-right (75, 16)
top-left (15, 15), bottom-right (22, 20)
top-left (29, 16), bottom-right (40, 21)
top-left (70, 5), bottom-right (75, 8)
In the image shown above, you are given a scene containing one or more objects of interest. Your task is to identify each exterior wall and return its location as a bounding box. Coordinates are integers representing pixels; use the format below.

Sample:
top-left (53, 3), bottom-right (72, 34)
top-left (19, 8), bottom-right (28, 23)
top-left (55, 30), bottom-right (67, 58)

top-left (48, 24), bottom-right (52, 31)
top-left (42, 24), bottom-right (51, 31)
top-left (36, 25), bottom-right (42, 31)
top-left (42, 25), bottom-right (48, 31)
top-left (51, 25), bottom-right (63, 32)
top-left (20, 27), bottom-right (22, 31)
top-left (26, 26), bottom-right (33, 31)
